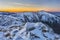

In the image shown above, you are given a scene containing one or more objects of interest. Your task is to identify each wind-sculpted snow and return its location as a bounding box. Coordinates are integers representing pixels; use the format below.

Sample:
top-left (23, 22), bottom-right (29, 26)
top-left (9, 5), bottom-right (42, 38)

top-left (0, 11), bottom-right (60, 40)
top-left (0, 22), bottom-right (60, 40)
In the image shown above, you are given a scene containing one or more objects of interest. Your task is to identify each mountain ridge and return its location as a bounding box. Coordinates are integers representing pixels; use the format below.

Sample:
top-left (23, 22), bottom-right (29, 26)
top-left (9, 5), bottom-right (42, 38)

top-left (0, 11), bottom-right (60, 40)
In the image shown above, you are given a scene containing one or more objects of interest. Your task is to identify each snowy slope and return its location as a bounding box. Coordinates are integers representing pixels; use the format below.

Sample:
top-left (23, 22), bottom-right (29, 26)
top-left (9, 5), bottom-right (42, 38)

top-left (0, 11), bottom-right (60, 40)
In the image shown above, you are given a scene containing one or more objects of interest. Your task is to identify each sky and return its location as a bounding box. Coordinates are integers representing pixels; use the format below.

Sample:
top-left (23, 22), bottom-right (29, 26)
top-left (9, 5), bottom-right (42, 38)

top-left (0, 0), bottom-right (60, 12)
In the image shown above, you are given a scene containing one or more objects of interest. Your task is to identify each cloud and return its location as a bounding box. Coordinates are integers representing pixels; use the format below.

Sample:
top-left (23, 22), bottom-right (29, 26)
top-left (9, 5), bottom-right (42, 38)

top-left (0, 0), bottom-right (60, 9)
top-left (10, 2), bottom-right (40, 7)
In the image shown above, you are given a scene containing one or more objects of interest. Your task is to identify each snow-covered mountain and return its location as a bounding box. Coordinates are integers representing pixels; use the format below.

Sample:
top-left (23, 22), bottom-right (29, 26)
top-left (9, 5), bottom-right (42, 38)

top-left (48, 12), bottom-right (60, 17)
top-left (0, 11), bottom-right (60, 40)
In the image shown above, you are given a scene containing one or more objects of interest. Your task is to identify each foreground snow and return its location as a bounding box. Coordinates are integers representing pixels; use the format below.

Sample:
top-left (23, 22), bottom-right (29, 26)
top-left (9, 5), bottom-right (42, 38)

top-left (0, 22), bottom-right (60, 40)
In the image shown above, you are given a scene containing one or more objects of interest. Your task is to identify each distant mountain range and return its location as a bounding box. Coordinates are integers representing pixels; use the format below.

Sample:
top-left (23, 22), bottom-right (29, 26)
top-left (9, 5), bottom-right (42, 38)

top-left (47, 12), bottom-right (60, 17)
top-left (0, 11), bottom-right (60, 40)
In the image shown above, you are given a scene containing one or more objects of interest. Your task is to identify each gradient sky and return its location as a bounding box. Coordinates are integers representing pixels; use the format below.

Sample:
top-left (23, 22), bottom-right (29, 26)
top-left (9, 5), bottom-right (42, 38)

top-left (0, 0), bottom-right (60, 12)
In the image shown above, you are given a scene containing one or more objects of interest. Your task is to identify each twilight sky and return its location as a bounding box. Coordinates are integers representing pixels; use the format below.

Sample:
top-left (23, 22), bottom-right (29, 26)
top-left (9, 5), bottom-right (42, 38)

top-left (0, 0), bottom-right (60, 12)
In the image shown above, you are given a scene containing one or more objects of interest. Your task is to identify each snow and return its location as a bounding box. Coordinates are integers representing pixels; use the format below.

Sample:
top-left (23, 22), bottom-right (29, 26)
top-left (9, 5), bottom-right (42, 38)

top-left (0, 11), bottom-right (60, 40)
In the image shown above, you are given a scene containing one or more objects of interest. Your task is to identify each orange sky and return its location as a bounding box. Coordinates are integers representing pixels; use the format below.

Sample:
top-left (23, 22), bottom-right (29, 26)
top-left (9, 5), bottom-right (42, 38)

top-left (0, 7), bottom-right (40, 12)
top-left (0, 7), bottom-right (60, 12)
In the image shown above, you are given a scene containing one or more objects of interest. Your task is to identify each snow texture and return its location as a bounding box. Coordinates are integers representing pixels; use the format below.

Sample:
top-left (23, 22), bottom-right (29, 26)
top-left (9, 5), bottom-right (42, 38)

top-left (0, 11), bottom-right (60, 40)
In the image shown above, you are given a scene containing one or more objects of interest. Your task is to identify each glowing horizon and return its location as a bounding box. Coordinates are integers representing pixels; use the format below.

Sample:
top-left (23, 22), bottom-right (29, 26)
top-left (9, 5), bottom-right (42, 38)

top-left (0, 0), bottom-right (60, 12)
top-left (0, 7), bottom-right (60, 12)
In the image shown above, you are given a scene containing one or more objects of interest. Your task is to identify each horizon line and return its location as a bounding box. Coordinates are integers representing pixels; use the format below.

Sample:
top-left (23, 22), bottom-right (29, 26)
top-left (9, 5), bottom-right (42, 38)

top-left (0, 10), bottom-right (60, 12)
